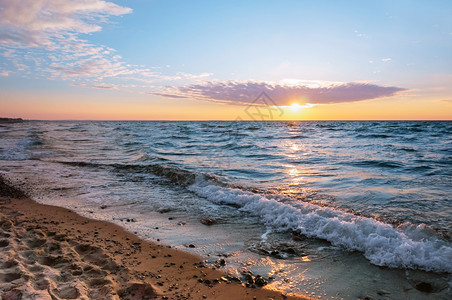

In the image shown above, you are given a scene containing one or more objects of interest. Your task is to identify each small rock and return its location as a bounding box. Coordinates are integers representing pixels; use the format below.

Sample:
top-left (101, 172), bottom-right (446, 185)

top-left (243, 274), bottom-right (254, 285)
top-left (377, 290), bottom-right (390, 296)
top-left (254, 275), bottom-right (268, 287)
top-left (415, 282), bottom-right (433, 293)
top-left (200, 218), bottom-right (215, 225)
top-left (292, 234), bottom-right (304, 241)
top-left (284, 247), bottom-right (296, 254)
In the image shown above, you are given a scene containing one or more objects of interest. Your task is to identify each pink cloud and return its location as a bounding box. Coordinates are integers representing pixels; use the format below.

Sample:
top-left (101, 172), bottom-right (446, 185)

top-left (150, 80), bottom-right (406, 106)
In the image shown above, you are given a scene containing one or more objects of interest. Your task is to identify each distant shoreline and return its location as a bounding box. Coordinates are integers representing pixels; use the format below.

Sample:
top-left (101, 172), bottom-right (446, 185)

top-left (0, 118), bottom-right (23, 123)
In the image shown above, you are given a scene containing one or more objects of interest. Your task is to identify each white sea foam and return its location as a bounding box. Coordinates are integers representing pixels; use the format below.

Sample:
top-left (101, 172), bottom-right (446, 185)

top-left (0, 138), bottom-right (35, 161)
top-left (188, 178), bottom-right (452, 273)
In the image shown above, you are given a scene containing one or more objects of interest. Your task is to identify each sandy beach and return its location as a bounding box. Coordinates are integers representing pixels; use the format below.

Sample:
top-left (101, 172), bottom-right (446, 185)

top-left (0, 176), bottom-right (304, 300)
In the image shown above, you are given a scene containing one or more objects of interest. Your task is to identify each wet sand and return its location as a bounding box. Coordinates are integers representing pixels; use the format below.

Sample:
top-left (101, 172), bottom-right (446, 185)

top-left (0, 177), bottom-right (305, 300)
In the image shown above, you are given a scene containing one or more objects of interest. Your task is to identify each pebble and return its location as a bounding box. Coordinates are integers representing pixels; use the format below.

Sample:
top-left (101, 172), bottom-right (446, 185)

top-left (200, 218), bottom-right (214, 225)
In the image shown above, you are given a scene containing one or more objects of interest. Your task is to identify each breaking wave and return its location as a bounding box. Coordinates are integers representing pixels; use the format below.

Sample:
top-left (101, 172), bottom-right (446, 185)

top-left (188, 178), bottom-right (452, 273)
top-left (58, 160), bottom-right (452, 273)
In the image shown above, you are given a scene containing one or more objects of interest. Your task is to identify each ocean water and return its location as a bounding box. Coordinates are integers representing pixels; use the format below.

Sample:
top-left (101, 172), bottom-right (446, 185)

top-left (1, 120), bottom-right (451, 298)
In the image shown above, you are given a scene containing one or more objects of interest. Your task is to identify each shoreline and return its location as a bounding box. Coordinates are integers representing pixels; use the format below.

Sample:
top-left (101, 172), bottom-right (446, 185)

top-left (0, 177), bottom-right (304, 299)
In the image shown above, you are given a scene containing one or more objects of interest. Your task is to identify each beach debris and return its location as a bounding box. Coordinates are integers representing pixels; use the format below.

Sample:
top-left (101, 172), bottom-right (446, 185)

top-left (157, 207), bottom-right (171, 213)
top-left (100, 205), bottom-right (107, 209)
top-left (113, 217), bottom-right (137, 222)
top-left (200, 218), bottom-right (215, 225)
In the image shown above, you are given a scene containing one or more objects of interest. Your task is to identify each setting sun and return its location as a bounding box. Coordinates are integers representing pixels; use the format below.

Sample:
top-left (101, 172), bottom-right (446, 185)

top-left (290, 103), bottom-right (301, 112)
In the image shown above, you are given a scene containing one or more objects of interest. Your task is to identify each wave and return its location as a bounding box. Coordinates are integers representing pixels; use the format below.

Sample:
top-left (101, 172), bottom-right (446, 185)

top-left (188, 179), bottom-right (452, 273)
top-left (0, 136), bottom-right (44, 161)
top-left (57, 160), bottom-right (452, 273)
top-left (349, 160), bottom-right (403, 169)
top-left (356, 134), bottom-right (393, 139)
top-left (58, 161), bottom-right (218, 187)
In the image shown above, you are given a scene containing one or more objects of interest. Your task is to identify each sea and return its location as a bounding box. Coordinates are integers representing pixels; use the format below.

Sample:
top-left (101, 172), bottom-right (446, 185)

top-left (1, 120), bottom-right (451, 299)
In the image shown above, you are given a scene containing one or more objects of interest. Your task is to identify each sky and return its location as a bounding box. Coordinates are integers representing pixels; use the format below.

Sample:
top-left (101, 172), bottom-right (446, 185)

top-left (0, 0), bottom-right (451, 120)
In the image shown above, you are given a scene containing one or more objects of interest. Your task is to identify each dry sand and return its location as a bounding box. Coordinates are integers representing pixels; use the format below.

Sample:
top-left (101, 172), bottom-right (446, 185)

top-left (0, 177), bottom-right (305, 300)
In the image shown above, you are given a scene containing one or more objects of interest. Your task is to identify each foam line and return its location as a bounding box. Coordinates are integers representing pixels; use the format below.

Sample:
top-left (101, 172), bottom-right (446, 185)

top-left (188, 178), bottom-right (452, 273)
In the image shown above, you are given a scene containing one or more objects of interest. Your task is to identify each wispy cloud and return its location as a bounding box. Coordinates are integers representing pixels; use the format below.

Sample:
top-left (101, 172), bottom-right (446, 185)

top-left (150, 80), bottom-right (406, 106)
top-left (0, 70), bottom-right (9, 76)
top-left (71, 82), bottom-right (118, 90)
top-left (381, 58), bottom-right (392, 62)
top-left (0, 0), bottom-right (131, 47)
top-left (0, 0), bottom-right (210, 86)
top-left (0, 0), bottom-right (134, 81)
top-left (354, 30), bottom-right (369, 39)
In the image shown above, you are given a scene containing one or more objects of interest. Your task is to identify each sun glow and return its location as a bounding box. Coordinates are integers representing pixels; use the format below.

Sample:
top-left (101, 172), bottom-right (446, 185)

top-left (290, 103), bottom-right (301, 112)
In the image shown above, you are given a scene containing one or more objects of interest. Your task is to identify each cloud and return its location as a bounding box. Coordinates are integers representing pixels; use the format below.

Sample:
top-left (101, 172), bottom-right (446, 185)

top-left (176, 72), bottom-right (214, 79)
top-left (0, 0), bottom-right (209, 85)
top-left (0, 0), bottom-right (139, 82)
top-left (71, 82), bottom-right (118, 90)
top-left (0, 70), bottom-right (9, 76)
top-left (0, 0), bottom-right (131, 47)
top-left (150, 80), bottom-right (406, 106)
top-left (354, 30), bottom-right (369, 39)
top-left (381, 58), bottom-right (392, 62)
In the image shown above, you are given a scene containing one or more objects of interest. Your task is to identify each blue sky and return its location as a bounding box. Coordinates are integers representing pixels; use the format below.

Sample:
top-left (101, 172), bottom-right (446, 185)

top-left (1, 0), bottom-right (451, 119)
top-left (105, 0), bottom-right (452, 82)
